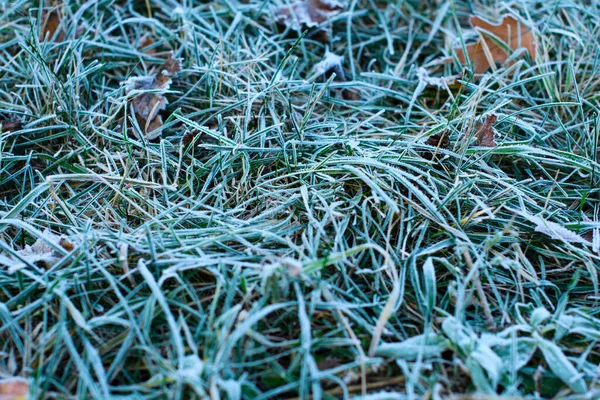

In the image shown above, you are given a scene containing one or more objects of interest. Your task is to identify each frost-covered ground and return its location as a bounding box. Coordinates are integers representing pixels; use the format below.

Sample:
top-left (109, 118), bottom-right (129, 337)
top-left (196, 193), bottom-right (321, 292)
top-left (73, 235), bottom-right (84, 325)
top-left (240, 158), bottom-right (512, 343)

top-left (1, 0), bottom-right (600, 398)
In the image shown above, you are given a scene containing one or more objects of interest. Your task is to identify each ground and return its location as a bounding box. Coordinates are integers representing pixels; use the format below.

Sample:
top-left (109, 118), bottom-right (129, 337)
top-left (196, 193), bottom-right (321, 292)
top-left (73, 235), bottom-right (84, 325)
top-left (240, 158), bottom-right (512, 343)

top-left (1, 0), bottom-right (600, 399)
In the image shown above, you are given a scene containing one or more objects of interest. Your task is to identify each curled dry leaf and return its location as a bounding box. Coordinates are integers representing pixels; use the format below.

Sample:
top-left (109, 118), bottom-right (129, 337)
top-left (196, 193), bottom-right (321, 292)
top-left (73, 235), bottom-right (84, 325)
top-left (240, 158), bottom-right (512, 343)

top-left (450, 14), bottom-right (537, 74)
top-left (473, 114), bottom-right (497, 147)
top-left (274, 0), bottom-right (343, 30)
top-left (124, 53), bottom-right (182, 139)
top-left (0, 377), bottom-right (29, 400)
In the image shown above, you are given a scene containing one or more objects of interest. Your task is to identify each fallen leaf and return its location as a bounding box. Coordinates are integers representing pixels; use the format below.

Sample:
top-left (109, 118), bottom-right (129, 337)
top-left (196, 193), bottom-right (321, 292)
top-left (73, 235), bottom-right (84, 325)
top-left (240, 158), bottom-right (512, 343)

top-left (138, 33), bottom-right (156, 55)
top-left (40, 2), bottom-right (64, 42)
top-left (516, 211), bottom-right (591, 245)
top-left (450, 14), bottom-right (536, 74)
top-left (316, 356), bottom-right (342, 370)
top-left (311, 50), bottom-right (345, 80)
top-left (0, 229), bottom-right (74, 273)
top-left (581, 214), bottom-right (599, 253)
top-left (473, 114), bottom-right (497, 147)
top-left (182, 129), bottom-right (202, 148)
top-left (426, 130), bottom-right (450, 149)
top-left (124, 53), bottom-right (182, 139)
top-left (341, 87), bottom-right (361, 101)
top-left (310, 50), bottom-right (360, 100)
top-left (0, 377), bottom-right (29, 400)
top-left (1, 119), bottom-right (23, 133)
top-left (274, 0), bottom-right (343, 30)
top-left (421, 130), bottom-right (450, 161)
top-left (416, 67), bottom-right (457, 89)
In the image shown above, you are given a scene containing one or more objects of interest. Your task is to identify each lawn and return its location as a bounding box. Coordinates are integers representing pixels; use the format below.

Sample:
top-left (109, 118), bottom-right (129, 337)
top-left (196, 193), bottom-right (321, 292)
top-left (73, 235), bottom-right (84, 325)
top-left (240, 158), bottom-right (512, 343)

top-left (1, 0), bottom-right (600, 398)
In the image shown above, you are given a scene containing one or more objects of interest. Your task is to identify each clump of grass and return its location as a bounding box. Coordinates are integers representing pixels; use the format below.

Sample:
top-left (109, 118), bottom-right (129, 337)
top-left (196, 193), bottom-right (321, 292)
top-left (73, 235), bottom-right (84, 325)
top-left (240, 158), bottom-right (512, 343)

top-left (1, 0), bottom-right (600, 398)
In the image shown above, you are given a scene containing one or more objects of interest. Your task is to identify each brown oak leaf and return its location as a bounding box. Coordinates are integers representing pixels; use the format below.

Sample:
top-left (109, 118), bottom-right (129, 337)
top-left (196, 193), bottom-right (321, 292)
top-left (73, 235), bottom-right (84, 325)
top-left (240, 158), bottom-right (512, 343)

top-left (0, 377), bottom-right (29, 400)
top-left (274, 0), bottom-right (343, 30)
top-left (473, 114), bottom-right (497, 147)
top-left (450, 14), bottom-right (536, 74)
top-left (124, 53), bottom-right (182, 139)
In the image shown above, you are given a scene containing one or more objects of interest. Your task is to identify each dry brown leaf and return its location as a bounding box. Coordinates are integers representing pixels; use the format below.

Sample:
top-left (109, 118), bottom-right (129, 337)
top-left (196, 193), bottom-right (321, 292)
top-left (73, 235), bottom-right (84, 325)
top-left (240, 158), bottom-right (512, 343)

top-left (138, 33), bottom-right (156, 55)
top-left (124, 53), bottom-right (182, 139)
top-left (1, 119), bottom-right (23, 133)
top-left (40, 2), bottom-right (64, 42)
top-left (181, 129), bottom-right (198, 148)
top-left (473, 114), bottom-right (497, 147)
top-left (0, 377), bottom-right (29, 400)
top-left (451, 14), bottom-right (536, 74)
top-left (422, 130), bottom-right (450, 160)
top-left (274, 0), bottom-right (343, 30)
top-left (341, 88), bottom-right (361, 101)
top-left (426, 130), bottom-right (450, 149)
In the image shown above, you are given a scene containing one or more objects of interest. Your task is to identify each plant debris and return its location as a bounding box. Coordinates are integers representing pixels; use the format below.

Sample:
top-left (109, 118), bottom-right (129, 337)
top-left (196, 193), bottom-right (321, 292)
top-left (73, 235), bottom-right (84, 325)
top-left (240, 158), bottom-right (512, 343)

top-left (473, 114), bottom-right (497, 147)
top-left (310, 50), bottom-right (360, 100)
top-left (517, 211), bottom-right (591, 245)
top-left (0, 377), bottom-right (29, 400)
top-left (1, 119), bottom-right (23, 133)
top-left (40, 2), bottom-right (64, 41)
top-left (138, 33), bottom-right (156, 55)
top-left (416, 67), bottom-right (458, 90)
top-left (0, 229), bottom-right (74, 273)
top-left (449, 14), bottom-right (537, 74)
top-left (274, 0), bottom-right (343, 30)
top-left (311, 50), bottom-right (345, 80)
top-left (426, 130), bottom-right (450, 149)
top-left (421, 130), bottom-right (450, 160)
top-left (124, 53), bottom-right (182, 139)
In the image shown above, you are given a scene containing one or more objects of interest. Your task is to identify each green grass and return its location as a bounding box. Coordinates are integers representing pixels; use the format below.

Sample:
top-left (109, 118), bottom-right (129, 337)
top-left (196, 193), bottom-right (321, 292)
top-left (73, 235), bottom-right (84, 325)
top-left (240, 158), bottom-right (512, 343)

top-left (1, 0), bottom-right (600, 398)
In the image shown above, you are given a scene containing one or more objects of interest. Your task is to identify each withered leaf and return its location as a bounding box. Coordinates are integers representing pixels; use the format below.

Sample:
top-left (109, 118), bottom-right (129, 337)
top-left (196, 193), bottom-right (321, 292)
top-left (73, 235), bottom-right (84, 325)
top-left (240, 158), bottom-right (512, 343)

top-left (311, 50), bottom-right (345, 80)
top-left (1, 119), bottom-right (23, 133)
top-left (124, 53), bottom-right (182, 139)
top-left (0, 229), bottom-right (74, 273)
top-left (182, 129), bottom-right (199, 148)
top-left (275, 0), bottom-right (343, 30)
top-left (341, 88), bottom-right (361, 101)
top-left (422, 130), bottom-right (450, 160)
top-left (40, 2), bottom-right (64, 42)
top-left (0, 377), bottom-right (29, 400)
top-left (417, 67), bottom-right (458, 90)
top-left (310, 50), bottom-right (360, 100)
top-left (426, 130), bottom-right (450, 149)
top-left (138, 33), bottom-right (156, 55)
top-left (473, 114), bottom-right (497, 147)
top-left (451, 14), bottom-right (536, 74)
